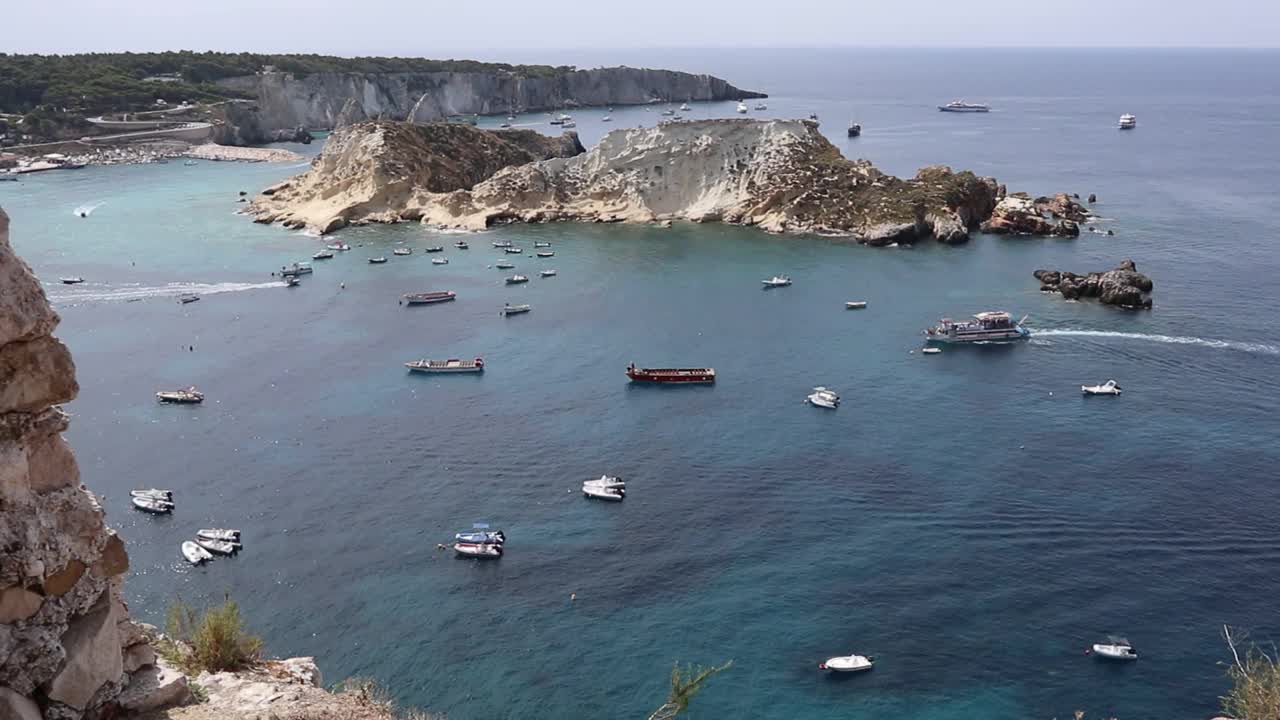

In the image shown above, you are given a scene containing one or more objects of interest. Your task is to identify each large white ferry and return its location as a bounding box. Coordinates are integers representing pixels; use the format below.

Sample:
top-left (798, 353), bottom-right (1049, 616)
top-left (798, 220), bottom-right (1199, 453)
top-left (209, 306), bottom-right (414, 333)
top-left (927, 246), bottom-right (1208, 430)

top-left (938, 100), bottom-right (991, 113)
top-left (924, 311), bottom-right (1029, 343)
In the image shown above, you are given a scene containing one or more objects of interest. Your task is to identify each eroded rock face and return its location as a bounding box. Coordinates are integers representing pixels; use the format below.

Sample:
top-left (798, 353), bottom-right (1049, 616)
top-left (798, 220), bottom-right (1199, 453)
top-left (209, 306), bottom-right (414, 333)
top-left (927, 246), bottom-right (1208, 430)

top-left (0, 206), bottom-right (159, 718)
top-left (981, 193), bottom-right (1083, 237)
top-left (1035, 259), bottom-right (1154, 309)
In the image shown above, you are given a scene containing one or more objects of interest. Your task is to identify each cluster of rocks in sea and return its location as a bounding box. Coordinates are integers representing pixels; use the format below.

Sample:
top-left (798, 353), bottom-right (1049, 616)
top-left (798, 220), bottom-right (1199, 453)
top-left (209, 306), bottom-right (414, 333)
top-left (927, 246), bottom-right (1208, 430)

top-left (1034, 259), bottom-right (1154, 309)
top-left (980, 192), bottom-right (1093, 237)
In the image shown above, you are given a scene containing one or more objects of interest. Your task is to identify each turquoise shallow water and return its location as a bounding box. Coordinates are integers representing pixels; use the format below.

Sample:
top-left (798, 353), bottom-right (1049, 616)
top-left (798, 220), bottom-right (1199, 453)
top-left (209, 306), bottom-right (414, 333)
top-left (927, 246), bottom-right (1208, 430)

top-left (4, 48), bottom-right (1280, 719)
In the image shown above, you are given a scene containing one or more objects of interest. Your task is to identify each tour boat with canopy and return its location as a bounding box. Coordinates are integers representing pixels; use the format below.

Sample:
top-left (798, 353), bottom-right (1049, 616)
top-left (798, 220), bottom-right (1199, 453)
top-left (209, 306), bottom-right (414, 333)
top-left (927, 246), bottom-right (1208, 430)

top-left (405, 357), bottom-right (484, 373)
top-left (626, 362), bottom-right (716, 384)
top-left (924, 311), bottom-right (1030, 343)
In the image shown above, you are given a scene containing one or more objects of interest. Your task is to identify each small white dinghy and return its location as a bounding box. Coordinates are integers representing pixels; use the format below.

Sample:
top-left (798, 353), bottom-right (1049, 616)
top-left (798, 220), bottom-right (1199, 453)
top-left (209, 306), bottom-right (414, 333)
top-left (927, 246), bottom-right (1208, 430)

top-left (132, 495), bottom-right (174, 514)
top-left (197, 528), bottom-right (241, 542)
top-left (502, 303), bottom-right (532, 316)
top-left (806, 387), bottom-right (840, 409)
top-left (1090, 637), bottom-right (1138, 661)
top-left (432, 257), bottom-right (449, 265)
top-left (1082, 379), bottom-right (1122, 396)
top-left (326, 242), bottom-right (351, 251)
top-left (846, 301), bottom-right (868, 310)
top-left (533, 241), bottom-right (552, 248)
top-left (312, 249), bottom-right (334, 260)
top-left (195, 537), bottom-right (240, 555)
top-left (921, 347), bottom-right (942, 355)
top-left (506, 274), bottom-right (529, 284)
top-left (762, 275), bottom-right (792, 288)
top-left (181, 541), bottom-right (213, 565)
top-left (454, 541), bottom-right (503, 558)
top-left (540, 269), bottom-right (557, 278)
top-left (583, 475), bottom-right (626, 501)
top-left (819, 654), bottom-right (874, 673)
top-left (536, 251), bottom-right (555, 258)
top-left (393, 247), bottom-right (412, 256)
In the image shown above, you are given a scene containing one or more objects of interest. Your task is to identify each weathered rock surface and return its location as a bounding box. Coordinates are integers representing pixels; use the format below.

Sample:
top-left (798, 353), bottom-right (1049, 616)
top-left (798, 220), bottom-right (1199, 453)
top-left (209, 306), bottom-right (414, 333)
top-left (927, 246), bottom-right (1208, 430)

top-left (118, 658), bottom-right (192, 713)
top-left (0, 206), bottom-right (161, 717)
top-left (981, 193), bottom-right (1083, 237)
top-left (1035, 259), bottom-right (1154, 309)
top-left (217, 66), bottom-right (765, 134)
top-left (249, 121), bottom-right (586, 231)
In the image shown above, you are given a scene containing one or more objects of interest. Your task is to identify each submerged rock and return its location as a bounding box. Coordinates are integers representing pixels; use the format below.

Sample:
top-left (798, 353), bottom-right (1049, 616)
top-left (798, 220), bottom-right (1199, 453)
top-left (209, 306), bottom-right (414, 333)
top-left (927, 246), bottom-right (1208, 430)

top-left (1034, 259), bottom-right (1154, 309)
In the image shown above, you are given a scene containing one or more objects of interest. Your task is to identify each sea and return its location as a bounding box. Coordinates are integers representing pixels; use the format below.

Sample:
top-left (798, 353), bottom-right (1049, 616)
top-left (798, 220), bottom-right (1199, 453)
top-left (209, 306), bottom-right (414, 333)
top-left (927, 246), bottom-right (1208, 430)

top-left (3, 48), bottom-right (1279, 719)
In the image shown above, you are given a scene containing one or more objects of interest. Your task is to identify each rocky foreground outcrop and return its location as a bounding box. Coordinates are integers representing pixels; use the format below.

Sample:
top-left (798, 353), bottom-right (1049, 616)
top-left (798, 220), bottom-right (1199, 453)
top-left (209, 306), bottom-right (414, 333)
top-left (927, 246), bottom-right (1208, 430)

top-left (0, 208), bottom-right (182, 719)
top-left (980, 192), bottom-right (1091, 237)
top-left (1035, 259), bottom-right (1154, 309)
top-left (249, 122), bottom-right (585, 233)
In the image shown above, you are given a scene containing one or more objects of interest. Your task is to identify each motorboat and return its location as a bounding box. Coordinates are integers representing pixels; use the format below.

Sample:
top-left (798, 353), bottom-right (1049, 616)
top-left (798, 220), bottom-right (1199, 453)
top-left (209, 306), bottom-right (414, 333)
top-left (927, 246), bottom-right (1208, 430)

top-left (806, 386), bottom-right (840, 409)
top-left (819, 654), bottom-right (874, 673)
top-left (762, 276), bottom-right (792, 288)
top-left (177, 293), bottom-right (200, 304)
top-left (583, 475), bottom-right (626, 501)
top-left (182, 541), bottom-right (213, 565)
top-left (455, 240), bottom-right (470, 249)
top-left (938, 100), bottom-right (991, 113)
top-left (505, 274), bottom-right (529, 284)
top-left (540, 269), bottom-right (557, 277)
top-left (393, 247), bottom-right (412, 256)
top-left (131, 488), bottom-right (173, 500)
top-left (284, 276), bottom-right (301, 287)
top-left (533, 242), bottom-right (552, 248)
top-left (680, 102), bottom-right (691, 111)
top-left (502, 303), bottom-right (532, 315)
top-left (661, 109), bottom-right (676, 116)
top-left (499, 122), bottom-right (512, 129)
top-left (432, 257), bottom-right (449, 265)
top-left (626, 362), bottom-right (715, 384)
top-left (492, 240), bottom-right (513, 248)
top-left (454, 542), bottom-right (502, 558)
top-left (1118, 113), bottom-right (1137, 130)
top-left (455, 525), bottom-right (505, 544)
top-left (561, 121), bottom-right (577, 129)
top-left (536, 251), bottom-right (554, 258)
top-left (754, 103), bottom-right (768, 111)
top-left (847, 122), bottom-right (862, 138)
top-left (368, 256), bottom-right (388, 264)
top-left (846, 301), bottom-right (868, 310)
top-left (132, 495), bottom-right (174, 514)
top-left (551, 113), bottom-right (573, 125)
top-left (195, 537), bottom-right (239, 555)
top-left (197, 528), bottom-right (241, 542)
top-left (156, 387), bottom-right (204, 404)
top-left (403, 291), bottom-right (457, 305)
top-left (808, 113), bottom-right (819, 122)
top-left (312, 249), bottom-right (334, 260)
top-left (601, 115), bottom-right (612, 122)
top-left (1082, 379), bottom-right (1122, 396)
top-left (279, 262), bottom-right (313, 277)
top-left (326, 242), bottom-right (351, 251)
top-left (505, 247), bottom-right (523, 254)
top-left (1090, 637), bottom-right (1138, 661)
top-left (924, 311), bottom-right (1030, 343)
top-left (425, 246), bottom-right (444, 253)
top-left (921, 347), bottom-right (942, 355)
top-left (495, 262), bottom-right (516, 270)
top-left (60, 277), bottom-right (84, 284)
top-left (405, 357), bottom-right (485, 373)
top-left (737, 101), bottom-right (748, 113)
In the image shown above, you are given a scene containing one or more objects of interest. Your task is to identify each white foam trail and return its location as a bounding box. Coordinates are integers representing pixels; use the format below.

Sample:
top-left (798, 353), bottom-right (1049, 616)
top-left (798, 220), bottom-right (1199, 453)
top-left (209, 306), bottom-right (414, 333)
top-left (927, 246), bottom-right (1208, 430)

top-left (50, 281), bottom-right (284, 305)
top-left (1031, 329), bottom-right (1279, 356)
top-left (73, 202), bottom-right (105, 217)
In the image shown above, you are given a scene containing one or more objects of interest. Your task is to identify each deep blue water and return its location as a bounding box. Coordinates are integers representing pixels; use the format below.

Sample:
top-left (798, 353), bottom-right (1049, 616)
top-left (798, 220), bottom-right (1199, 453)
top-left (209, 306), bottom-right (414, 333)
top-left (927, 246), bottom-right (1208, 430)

top-left (4, 48), bottom-right (1280, 719)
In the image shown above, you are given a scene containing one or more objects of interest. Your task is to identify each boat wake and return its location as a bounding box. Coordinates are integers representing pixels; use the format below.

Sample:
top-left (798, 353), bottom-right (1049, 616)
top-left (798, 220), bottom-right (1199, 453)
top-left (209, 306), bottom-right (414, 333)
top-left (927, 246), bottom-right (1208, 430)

top-left (50, 281), bottom-right (285, 305)
top-left (1032, 329), bottom-right (1279, 356)
top-left (73, 202), bottom-right (105, 217)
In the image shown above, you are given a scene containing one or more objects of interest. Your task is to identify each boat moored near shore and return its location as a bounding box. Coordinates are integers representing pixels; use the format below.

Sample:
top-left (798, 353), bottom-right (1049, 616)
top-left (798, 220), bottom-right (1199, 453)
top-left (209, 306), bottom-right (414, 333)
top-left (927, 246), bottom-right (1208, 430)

top-left (924, 311), bottom-right (1029, 343)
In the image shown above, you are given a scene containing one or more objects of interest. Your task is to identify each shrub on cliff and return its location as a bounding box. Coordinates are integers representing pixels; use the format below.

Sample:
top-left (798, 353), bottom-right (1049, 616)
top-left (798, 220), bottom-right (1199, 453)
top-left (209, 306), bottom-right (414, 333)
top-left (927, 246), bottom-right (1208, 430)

top-left (1223, 626), bottom-right (1280, 720)
top-left (159, 595), bottom-right (263, 674)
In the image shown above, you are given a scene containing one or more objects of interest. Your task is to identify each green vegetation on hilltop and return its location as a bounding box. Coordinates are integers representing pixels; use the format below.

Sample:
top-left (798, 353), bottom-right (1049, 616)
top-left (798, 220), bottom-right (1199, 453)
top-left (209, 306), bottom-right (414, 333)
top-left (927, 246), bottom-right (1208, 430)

top-left (158, 595), bottom-right (263, 675)
top-left (0, 51), bottom-right (576, 114)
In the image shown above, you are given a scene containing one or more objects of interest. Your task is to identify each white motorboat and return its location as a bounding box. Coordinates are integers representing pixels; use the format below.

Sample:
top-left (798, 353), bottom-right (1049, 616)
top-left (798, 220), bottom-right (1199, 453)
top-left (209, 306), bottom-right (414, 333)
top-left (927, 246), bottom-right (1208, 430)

top-left (197, 528), bottom-right (241, 542)
top-left (1118, 113), bottom-right (1137, 130)
top-left (156, 387), bottom-right (204, 404)
top-left (131, 488), bottom-right (173, 500)
top-left (680, 102), bottom-right (691, 111)
top-left (505, 274), bottom-right (529, 284)
top-left (177, 293), bottom-right (200, 304)
top-left (368, 256), bottom-right (387, 264)
top-left (393, 247), bottom-right (412, 256)
top-left (495, 262), bottom-right (515, 269)
top-left (533, 242), bottom-right (552, 248)
top-left (455, 524), bottom-right (505, 544)
top-left (195, 537), bottom-right (239, 555)
top-left (312, 249), bottom-right (334, 260)
top-left (1091, 637), bottom-right (1138, 661)
top-left (454, 541), bottom-right (503, 558)
top-left (583, 475), bottom-right (626, 501)
top-left (455, 240), bottom-right (470, 249)
top-left (661, 109), bottom-right (675, 116)
top-left (938, 100), bottom-right (991, 113)
top-left (279, 262), bottom-right (313, 277)
top-left (540, 269), bottom-right (557, 277)
top-left (601, 115), bottom-right (612, 122)
top-left (432, 257), bottom-right (449, 265)
top-left (806, 387), bottom-right (840, 409)
top-left (921, 347), bottom-right (942, 355)
top-left (846, 301), bottom-right (867, 310)
top-left (132, 496), bottom-right (174, 514)
top-left (1082, 379), bottom-right (1122, 396)
top-left (754, 103), bottom-right (768, 111)
top-left (181, 541), bottom-right (213, 565)
top-left (405, 357), bottom-right (485, 373)
top-left (819, 654), bottom-right (874, 673)
top-left (284, 276), bottom-right (301, 287)
top-left (537, 251), bottom-right (554, 257)
top-left (425, 246), bottom-right (444, 253)
top-left (924, 311), bottom-right (1030, 343)
top-left (762, 276), bottom-right (792, 288)
top-left (326, 242), bottom-right (351, 251)
top-left (492, 240), bottom-right (513, 248)
top-left (61, 277), bottom-right (84, 284)
top-left (502, 303), bottom-right (532, 315)
top-left (561, 121), bottom-right (577, 129)
top-left (737, 101), bottom-right (748, 114)
top-left (505, 247), bottom-right (523, 254)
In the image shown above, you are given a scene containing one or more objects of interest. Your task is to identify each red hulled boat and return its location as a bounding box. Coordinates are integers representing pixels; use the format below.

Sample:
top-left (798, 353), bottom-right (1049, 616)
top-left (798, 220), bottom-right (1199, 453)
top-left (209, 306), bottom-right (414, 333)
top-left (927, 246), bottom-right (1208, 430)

top-left (626, 362), bottom-right (716, 384)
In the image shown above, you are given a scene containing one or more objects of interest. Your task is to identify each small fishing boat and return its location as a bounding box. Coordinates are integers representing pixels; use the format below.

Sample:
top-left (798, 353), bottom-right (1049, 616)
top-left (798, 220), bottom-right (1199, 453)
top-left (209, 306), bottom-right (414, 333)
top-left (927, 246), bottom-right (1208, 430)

top-left (536, 251), bottom-right (554, 258)
top-left (540, 269), bottom-right (557, 277)
top-left (61, 277), bottom-right (84, 285)
top-left (403, 291), bottom-right (456, 305)
top-left (195, 537), bottom-right (239, 555)
top-left (1118, 113), bottom-right (1137, 130)
top-left (312, 249), bottom-right (334, 260)
top-left (181, 541), bottom-right (213, 565)
top-left (583, 475), bottom-right (626, 501)
top-left (326, 242), bottom-right (351, 251)
top-left (284, 276), bottom-right (301, 287)
top-left (806, 387), bottom-right (840, 409)
top-left (492, 240), bottom-right (513, 248)
top-left (921, 347), bottom-right (942, 355)
top-left (197, 528), bottom-right (241, 542)
top-left (819, 654), bottom-right (874, 673)
top-left (505, 247), bottom-right (523, 254)
top-left (368, 256), bottom-right (388, 264)
top-left (502, 303), bottom-right (532, 315)
top-left (456, 524), bottom-right (504, 544)
top-left (393, 247), bottom-right (412, 256)
top-left (454, 541), bottom-right (503, 558)
top-left (533, 241), bottom-right (552, 248)
top-left (156, 387), bottom-right (204, 404)
top-left (177, 293), bottom-right (200, 304)
top-left (405, 357), bottom-right (485, 373)
top-left (455, 240), bottom-right (470, 249)
top-left (432, 257), bottom-right (449, 265)
top-left (132, 496), bottom-right (174, 514)
top-left (425, 246), bottom-right (444, 253)
top-left (505, 274), bottom-right (529, 284)
top-left (762, 275), bottom-right (792, 288)
top-left (847, 122), bottom-right (862, 138)
top-left (495, 262), bottom-right (516, 270)
top-left (846, 301), bottom-right (868, 310)
top-left (1090, 637), bottom-right (1138, 661)
top-left (1082, 379), bottom-right (1122, 396)
top-left (279, 262), bottom-right (313, 277)
top-left (737, 101), bottom-right (748, 114)
top-left (626, 362), bottom-right (715, 384)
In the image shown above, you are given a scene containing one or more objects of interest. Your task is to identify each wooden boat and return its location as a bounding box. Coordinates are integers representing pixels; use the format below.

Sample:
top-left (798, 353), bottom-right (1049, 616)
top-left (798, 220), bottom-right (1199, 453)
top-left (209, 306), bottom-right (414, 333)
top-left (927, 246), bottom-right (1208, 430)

top-left (393, 247), bottom-right (412, 256)
top-left (846, 301), bottom-right (867, 310)
top-left (626, 362), bottom-right (715, 384)
top-left (405, 357), bottom-right (485, 373)
top-left (181, 541), bottom-right (213, 565)
top-left (505, 274), bottom-right (529, 284)
top-left (156, 387), bottom-right (204, 403)
top-left (501, 304), bottom-right (532, 316)
top-left (403, 291), bottom-right (457, 305)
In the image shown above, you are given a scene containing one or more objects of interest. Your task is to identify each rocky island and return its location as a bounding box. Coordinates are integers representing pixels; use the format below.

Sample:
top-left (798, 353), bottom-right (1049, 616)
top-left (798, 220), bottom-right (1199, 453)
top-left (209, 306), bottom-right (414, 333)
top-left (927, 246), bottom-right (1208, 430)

top-left (1034, 259), bottom-right (1155, 308)
top-left (251, 118), bottom-right (1083, 245)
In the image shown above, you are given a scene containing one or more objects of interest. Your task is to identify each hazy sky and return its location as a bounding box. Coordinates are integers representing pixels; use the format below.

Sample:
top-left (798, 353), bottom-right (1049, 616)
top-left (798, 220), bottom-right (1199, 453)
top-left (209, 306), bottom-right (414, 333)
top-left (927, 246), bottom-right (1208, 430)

top-left (5, 0), bottom-right (1277, 55)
